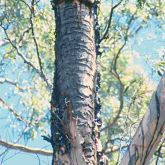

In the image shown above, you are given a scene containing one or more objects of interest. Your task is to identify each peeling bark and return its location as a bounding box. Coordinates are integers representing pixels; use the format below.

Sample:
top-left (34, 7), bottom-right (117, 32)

top-left (51, 1), bottom-right (98, 164)
top-left (120, 73), bottom-right (165, 165)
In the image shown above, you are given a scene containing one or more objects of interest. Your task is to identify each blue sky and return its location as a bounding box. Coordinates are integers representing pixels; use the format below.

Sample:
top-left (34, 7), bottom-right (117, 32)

top-left (131, 18), bottom-right (165, 82)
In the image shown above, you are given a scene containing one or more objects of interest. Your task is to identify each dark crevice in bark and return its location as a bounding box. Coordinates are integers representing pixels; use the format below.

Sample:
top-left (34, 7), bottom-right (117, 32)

top-left (140, 123), bottom-right (144, 162)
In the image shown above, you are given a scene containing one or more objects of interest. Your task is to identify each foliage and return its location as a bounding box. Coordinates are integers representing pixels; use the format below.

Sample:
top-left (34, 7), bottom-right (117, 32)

top-left (98, 0), bottom-right (165, 164)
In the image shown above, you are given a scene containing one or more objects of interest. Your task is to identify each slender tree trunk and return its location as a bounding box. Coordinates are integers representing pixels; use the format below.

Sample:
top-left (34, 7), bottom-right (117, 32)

top-left (51, 1), bottom-right (99, 164)
top-left (120, 73), bottom-right (165, 165)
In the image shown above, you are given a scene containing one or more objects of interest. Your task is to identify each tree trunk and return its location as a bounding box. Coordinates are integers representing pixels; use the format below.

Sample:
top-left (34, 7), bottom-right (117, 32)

top-left (120, 73), bottom-right (165, 165)
top-left (51, 1), bottom-right (98, 164)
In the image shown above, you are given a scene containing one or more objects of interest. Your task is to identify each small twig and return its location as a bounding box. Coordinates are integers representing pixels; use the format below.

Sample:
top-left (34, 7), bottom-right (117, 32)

top-left (0, 97), bottom-right (31, 125)
top-left (18, 26), bottom-right (32, 44)
top-left (155, 139), bottom-right (164, 164)
top-left (100, 0), bottom-right (124, 43)
top-left (0, 78), bottom-right (17, 86)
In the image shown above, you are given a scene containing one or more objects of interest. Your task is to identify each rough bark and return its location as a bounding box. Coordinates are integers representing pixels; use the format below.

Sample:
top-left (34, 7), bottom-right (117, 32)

top-left (51, 1), bottom-right (98, 164)
top-left (120, 73), bottom-right (165, 165)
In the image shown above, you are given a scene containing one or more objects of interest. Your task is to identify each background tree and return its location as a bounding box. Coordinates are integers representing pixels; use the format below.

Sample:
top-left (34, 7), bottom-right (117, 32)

top-left (0, 0), bottom-right (164, 164)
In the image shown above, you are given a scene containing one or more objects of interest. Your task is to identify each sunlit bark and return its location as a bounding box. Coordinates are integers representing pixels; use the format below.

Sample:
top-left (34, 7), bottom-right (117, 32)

top-left (120, 73), bottom-right (165, 165)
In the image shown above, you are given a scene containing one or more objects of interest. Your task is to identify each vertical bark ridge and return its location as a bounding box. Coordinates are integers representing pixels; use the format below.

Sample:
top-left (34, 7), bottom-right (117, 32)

top-left (51, 1), bottom-right (97, 164)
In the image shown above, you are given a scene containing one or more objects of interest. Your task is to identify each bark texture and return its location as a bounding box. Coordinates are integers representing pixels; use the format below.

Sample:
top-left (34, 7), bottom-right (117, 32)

top-left (51, 1), bottom-right (97, 164)
top-left (120, 73), bottom-right (165, 165)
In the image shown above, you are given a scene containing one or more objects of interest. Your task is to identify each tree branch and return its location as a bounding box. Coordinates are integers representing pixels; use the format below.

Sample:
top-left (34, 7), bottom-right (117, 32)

top-left (29, 0), bottom-right (45, 79)
top-left (19, 0), bottom-right (50, 89)
top-left (0, 78), bottom-right (27, 91)
top-left (0, 78), bottom-right (17, 86)
top-left (112, 9), bottom-right (137, 72)
top-left (101, 10), bottom-right (145, 133)
top-left (100, 0), bottom-right (124, 43)
top-left (0, 139), bottom-right (52, 156)
top-left (0, 25), bottom-right (51, 89)
top-left (0, 97), bottom-right (31, 125)
top-left (120, 73), bottom-right (165, 164)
